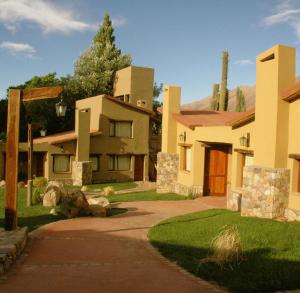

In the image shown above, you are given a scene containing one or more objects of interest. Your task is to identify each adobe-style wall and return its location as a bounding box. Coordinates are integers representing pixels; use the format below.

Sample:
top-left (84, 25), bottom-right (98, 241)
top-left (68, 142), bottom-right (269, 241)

top-left (241, 166), bottom-right (290, 219)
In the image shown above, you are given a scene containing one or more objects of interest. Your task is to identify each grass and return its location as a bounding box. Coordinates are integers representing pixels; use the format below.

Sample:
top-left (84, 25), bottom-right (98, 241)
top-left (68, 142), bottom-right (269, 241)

top-left (0, 188), bottom-right (128, 232)
top-left (149, 209), bottom-right (300, 293)
top-left (107, 190), bottom-right (190, 202)
top-left (65, 181), bottom-right (137, 192)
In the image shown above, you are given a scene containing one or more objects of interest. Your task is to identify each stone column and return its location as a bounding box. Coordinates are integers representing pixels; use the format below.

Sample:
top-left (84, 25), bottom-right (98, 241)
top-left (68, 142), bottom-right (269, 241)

top-left (72, 161), bottom-right (92, 186)
top-left (156, 152), bottom-right (179, 193)
top-left (241, 166), bottom-right (290, 219)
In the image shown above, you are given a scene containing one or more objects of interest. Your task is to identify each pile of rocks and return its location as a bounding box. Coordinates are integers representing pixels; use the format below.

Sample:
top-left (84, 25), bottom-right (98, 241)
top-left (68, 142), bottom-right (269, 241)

top-left (0, 227), bottom-right (28, 276)
top-left (41, 181), bottom-right (111, 218)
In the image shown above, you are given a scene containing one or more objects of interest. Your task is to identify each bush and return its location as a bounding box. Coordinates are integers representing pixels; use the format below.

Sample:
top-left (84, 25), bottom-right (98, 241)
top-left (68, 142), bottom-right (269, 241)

top-left (33, 177), bottom-right (47, 188)
top-left (103, 186), bottom-right (114, 196)
top-left (32, 187), bottom-right (45, 205)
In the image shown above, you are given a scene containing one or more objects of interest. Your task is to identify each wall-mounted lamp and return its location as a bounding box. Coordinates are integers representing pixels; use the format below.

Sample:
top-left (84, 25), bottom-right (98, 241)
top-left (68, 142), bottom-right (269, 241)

top-left (239, 133), bottom-right (250, 147)
top-left (40, 129), bottom-right (47, 137)
top-left (179, 131), bottom-right (186, 142)
top-left (55, 98), bottom-right (67, 117)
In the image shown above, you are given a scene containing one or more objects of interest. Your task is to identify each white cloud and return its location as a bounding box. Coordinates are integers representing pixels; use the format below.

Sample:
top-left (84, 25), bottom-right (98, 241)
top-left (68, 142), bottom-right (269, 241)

top-left (0, 41), bottom-right (36, 57)
top-left (234, 59), bottom-right (254, 65)
top-left (111, 16), bottom-right (127, 28)
top-left (263, 0), bottom-right (300, 38)
top-left (0, 0), bottom-right (97, 34)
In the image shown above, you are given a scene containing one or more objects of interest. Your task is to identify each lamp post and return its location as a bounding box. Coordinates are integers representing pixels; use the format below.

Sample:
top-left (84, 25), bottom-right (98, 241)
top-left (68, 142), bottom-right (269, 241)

top-left (5, 86), bottom-right (63, 230)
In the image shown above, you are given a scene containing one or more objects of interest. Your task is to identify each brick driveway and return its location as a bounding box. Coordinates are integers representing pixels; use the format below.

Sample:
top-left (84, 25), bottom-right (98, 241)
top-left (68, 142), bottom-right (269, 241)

top-left (0, 196), bottom-right (226, 293)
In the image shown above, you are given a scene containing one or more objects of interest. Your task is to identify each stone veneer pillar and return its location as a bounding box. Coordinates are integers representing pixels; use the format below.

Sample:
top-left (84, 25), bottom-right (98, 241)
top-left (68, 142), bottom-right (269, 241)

top-left (241, 166), bottom-right (290, 219)
top-left (72, 161), bottom-right (93, 186)
top-left (156, 152), bottom-right (179, 193)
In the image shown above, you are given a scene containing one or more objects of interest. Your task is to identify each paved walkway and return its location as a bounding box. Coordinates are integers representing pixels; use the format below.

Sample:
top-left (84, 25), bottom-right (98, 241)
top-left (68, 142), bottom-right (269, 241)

top-left (0, 197), bottom-right (226, 293)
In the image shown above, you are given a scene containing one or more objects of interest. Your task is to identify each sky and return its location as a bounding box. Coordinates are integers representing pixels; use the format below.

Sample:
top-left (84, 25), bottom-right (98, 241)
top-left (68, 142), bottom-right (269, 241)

top-left (1, 0), bottom-right (300, 104)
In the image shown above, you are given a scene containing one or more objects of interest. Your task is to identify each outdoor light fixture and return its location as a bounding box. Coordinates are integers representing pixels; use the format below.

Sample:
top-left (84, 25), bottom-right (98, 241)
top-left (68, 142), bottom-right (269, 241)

top-left (179, 131), bottom-right (186, 142)
top-left (55, 98), bottom-right (67, 117)
top-left (239, 133), bottom-right (250, 147)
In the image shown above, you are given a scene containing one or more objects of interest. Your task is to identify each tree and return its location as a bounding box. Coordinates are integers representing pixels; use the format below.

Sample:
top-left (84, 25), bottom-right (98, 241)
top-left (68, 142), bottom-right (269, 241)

top-left (235, 87), bottom-right (246, 112)
top-left (74, 14), bottom-right (132, 97)
top-left (219, 51), bottom-right (229, 111)
top-left (152, 82), bottom-right (163, 135)
top-left (210, 83), bottom-right (220, 110)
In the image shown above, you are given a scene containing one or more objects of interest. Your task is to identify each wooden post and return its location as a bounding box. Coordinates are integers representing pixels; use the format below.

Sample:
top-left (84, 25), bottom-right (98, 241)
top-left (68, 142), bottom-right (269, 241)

top-left (5, 89), bottom-right (21, 230)
top-left (27, 123), bottom-right (33, 207)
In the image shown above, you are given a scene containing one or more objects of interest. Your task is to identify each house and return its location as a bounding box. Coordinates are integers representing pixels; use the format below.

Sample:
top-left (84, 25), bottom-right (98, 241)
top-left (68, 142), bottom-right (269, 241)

top-left (157, 44), bottom-right (300, 221)
top-left (0, 66), bottom-right (158, 185)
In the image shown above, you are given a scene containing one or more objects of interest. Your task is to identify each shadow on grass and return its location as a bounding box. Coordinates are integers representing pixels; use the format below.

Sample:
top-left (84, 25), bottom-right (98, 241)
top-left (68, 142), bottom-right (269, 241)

top-left (150, 240), bottom-right (300, 293)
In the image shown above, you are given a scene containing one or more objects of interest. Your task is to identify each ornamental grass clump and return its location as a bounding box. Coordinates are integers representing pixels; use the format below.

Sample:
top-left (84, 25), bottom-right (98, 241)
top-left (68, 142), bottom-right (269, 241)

top-left (103, 186), bottom-right (114, 196)
top-left (200, 225), bottom-right (242, 268)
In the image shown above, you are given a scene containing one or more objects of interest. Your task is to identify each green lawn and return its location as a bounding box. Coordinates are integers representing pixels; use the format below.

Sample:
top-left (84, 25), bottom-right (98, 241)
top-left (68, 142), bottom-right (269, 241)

top-left (0, 188), bottom-right (65, 231)
top-left (149, 209), bottom-right (300, 293)
top-left (107, 190), bottom-right (190, 202)
top-left (65, 181), bottom-right (137, 192)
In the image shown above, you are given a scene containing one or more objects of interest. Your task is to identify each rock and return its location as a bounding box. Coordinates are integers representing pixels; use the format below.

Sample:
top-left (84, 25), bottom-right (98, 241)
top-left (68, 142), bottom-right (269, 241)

top-left (0, 180), bottom-right (6, 188)
top-left (81, 185), bottom-right (88, 192)
top-left (58, 190), bottom-right (91, 218)
top-left (17, 181), bottom-right (25, 188)
top-left (43, 188), bottom-right (61, 207)
top-left (87, 197), bottom-right (110, 208)
top-left (89, 204), bottom-right (107, 217)
top-left (46, 181), bottom-right (66, 195)
top-left (103, 186), bottom-right (114, 196)
top-left (50, 208), bottom-right (58, 216)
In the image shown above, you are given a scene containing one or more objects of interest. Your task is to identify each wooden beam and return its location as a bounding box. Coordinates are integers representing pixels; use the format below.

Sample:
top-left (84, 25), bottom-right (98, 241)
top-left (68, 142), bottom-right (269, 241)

top-left (28, 124), bottom-right (33, 180)
top-left (22, 86), bottom-right (63, 102)
top-left (5, 89), bottom-right (21, 230)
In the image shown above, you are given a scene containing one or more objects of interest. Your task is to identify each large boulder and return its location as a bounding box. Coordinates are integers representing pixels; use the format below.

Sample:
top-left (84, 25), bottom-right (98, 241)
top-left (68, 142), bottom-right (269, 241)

top-left (43, 188), bottom-right (61, 207)
top-left (87, 197), bottom-right (110, 208)
top-left (89, 205), bottom-right (107, 217)
top-left (58, 190), bottom-right (91, 218)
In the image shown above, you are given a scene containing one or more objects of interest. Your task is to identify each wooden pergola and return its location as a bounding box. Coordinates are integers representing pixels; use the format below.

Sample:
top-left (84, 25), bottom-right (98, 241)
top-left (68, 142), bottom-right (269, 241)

top-left (5, 86), bottom-right (63, 230)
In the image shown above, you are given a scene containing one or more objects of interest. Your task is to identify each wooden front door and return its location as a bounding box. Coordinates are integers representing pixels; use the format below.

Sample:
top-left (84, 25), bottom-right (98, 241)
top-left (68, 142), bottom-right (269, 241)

top-left (134, 155), bottom-right (144, 181)
top-left (204, 147), bottom-right (228, 196)
top-left (35, 153), bottom-right (45, 177)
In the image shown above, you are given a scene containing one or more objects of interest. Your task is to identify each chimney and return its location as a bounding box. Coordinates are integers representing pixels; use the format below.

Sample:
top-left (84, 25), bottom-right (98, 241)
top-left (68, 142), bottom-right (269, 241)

top-left (254, 45), bottom-right (296, 168)
top-left (161, 85), bottom-right (181, 154)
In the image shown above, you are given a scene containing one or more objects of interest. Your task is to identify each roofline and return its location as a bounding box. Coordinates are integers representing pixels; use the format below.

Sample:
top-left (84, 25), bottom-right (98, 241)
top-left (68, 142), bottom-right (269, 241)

top-left (281, 82), bottom-right (300, 103)
top-left (104, 95), bottom-right (154, 116)
top-left (228, 110), bottom-right (255, 129)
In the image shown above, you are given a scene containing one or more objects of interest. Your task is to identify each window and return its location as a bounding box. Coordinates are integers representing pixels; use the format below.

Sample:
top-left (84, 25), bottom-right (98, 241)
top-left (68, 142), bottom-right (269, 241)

top-left (109, 121), bottom-right (132, 138)
top-left (53, 155), bottom-right (70, 173)
top-left (90, 155), bottom-right (100, 172)
top-left (182, 147), bottom-right (192, 172)
top-left (240, 153), bottom-right (253, 186)
top-left (108, 155), bottom-right (131, 171)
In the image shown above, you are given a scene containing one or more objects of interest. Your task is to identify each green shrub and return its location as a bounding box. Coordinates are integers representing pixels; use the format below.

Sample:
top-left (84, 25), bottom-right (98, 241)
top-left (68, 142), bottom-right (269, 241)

top-left (32, 188), bottom-right (45, 205)
top-left (33, 177), bottom-right (47, 188)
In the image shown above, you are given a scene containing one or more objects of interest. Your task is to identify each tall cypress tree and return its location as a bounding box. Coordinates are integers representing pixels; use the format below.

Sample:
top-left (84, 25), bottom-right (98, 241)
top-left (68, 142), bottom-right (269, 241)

top-left (219, 51), bottom-right (229, 111)
top-left (74, 14), bottom-right (132, 97)
top-left (235, 87), bottom-right (246, 112)
top-left (211, 83), bottom-right (220, 110)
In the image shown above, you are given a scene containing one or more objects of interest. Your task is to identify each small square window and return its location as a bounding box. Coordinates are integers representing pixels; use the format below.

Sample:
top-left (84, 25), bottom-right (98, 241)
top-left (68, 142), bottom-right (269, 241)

top-left (53, 155), bottom-right (70, 173)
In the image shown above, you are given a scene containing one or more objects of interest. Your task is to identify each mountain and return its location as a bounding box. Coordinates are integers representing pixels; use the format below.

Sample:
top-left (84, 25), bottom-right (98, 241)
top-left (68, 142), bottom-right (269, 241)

top-left (182, 85), bottom-right (256, 111)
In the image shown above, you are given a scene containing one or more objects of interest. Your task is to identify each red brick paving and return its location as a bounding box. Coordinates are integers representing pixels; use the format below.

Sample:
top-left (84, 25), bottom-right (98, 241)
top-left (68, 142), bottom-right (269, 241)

top-left (0, 196), bottom-right (226, 293)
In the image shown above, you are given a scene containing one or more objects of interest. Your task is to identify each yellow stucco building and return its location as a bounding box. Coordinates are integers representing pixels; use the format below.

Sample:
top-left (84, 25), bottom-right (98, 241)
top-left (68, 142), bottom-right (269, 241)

top-left (157, 44), bottom-right (300, 221)
top-left (0, 66), bottom-right (156, 185)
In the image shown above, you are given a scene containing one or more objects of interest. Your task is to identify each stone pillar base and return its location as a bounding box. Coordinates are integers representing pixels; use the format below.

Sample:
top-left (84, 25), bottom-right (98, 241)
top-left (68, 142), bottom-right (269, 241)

top-left (227, 190), bottom-right (242, 211)
top-left (241, 166), bottom-right (290, 219)
top-left (156, 152), bottom-right (179, 193)
top-left (72, 161), bottom-right (92, 186)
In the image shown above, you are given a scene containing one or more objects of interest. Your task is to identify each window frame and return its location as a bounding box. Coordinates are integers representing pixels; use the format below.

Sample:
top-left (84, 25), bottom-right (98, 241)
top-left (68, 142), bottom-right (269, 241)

top-left (108, 155), bottom-right (131, 171)
top-left (52, 154), bottom-right (71, 174)
top-left (109, 120), bottom-right (133, 138)
top-left (89, 154), bottom-right (100, 172)
top-left (181, 146), bottom-right (192, 172)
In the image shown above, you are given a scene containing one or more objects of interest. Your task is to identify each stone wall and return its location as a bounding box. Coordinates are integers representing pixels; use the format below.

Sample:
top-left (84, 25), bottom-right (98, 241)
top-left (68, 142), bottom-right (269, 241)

top-left (227, 190), bottom-right (242, 211)
top-left (241, 166), bottom-right (290, 219)
top-left (156, 152), bottom-right (179, 193)
top-left (72, 161), bottom-right (92, 186)
top-left (174, 183), bottom-right (203, 197)
top-left (284, 208), bottom-right (300, 221)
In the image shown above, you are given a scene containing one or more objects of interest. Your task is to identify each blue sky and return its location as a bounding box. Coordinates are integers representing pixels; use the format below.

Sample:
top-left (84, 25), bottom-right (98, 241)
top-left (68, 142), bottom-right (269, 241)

top-left (1, 0), bottom-right (300, 104)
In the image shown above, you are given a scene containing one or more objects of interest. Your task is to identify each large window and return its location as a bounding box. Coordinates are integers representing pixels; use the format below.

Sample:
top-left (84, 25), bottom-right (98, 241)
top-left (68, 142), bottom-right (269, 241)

top-left (108, 155), bottom-right (131, 171)
top-left (53, 155), bottom-right (70, 173)
top-left (182, 146), bottom-right (192, 172)
top-left (109, 121), bottom-right (132, 138)
top-left (90, 155), bottom-right (100, 172)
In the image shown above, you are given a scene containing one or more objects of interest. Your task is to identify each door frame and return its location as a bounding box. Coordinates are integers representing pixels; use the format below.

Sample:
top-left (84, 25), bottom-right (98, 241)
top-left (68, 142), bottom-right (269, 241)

top-left (203, 145), bottom-right (230, 196)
